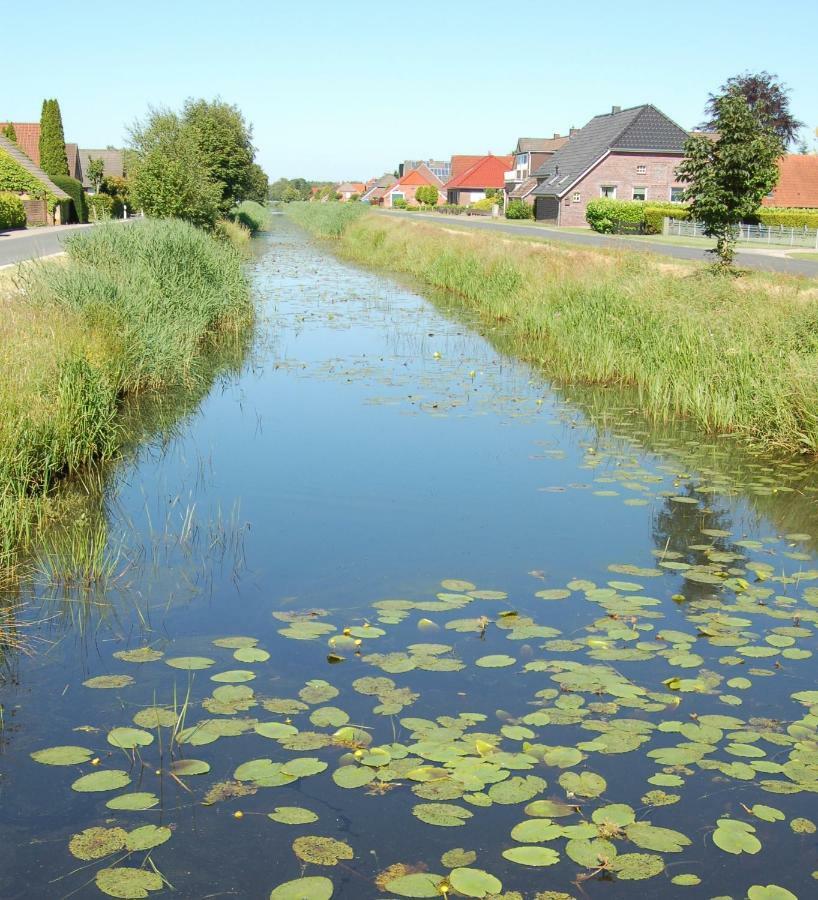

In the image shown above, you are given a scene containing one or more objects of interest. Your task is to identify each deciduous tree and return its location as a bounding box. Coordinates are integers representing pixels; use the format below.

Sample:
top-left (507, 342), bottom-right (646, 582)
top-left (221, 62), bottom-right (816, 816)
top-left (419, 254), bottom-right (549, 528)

top-left (87, 157), bottom-right (105, 193)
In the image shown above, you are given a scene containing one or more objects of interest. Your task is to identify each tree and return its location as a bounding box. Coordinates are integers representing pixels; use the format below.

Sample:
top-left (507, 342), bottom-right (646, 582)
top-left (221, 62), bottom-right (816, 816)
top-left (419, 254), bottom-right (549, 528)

top-left (87, 157), bottom-right (105, 193)
top-left (2, 122), bottom-right (16, 142)
top-left (415, 185), bottom-right (438, 207)
top-left (182, 98), bottom-right (256, 213)
top-left (39, 99), bottom-right (69, 178)
top-left (282, 185), bottom-right (302, 202)
top-left (128, 108), bottom-right (221, 229)
top-left (701, 71), bottom-right (803, 146)
top-left (678, 89), bottom-right (781, 269)
top-left (246, 162), bottom-right (269, 203)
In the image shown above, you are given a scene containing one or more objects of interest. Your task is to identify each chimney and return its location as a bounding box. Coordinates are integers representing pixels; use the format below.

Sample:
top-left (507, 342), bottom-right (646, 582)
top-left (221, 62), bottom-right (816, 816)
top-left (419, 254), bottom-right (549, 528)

top-left (612, 105), bottom-right (622, 114)
top-left (569, 127), bottom-right (579, 137)
top-left (553, 132), bottom-right (560, 139)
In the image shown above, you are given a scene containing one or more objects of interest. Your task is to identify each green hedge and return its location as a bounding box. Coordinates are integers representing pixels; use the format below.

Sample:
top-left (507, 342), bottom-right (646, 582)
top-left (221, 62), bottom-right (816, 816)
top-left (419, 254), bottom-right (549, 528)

top-left (0, 191), bottom-right (25, 229)
top-left (0, 148), bottom-right (60, 210)
top-left (87, 193), bottom-right (122, 221)
top-left (50, 175), bottom-right (87, 224)
top-left (585, 199), bottom-right (644, 233)
top-left (643, 203), bottom-right (690, 234)
top-left (506, 199), bottom-right (534, 220)
top-left (754, 208), bottom-right (818, 228)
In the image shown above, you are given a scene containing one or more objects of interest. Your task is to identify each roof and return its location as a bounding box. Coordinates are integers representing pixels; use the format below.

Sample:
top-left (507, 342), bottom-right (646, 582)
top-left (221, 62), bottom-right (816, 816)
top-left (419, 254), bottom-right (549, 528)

top-left (396, 164), bottom-right (445, 188)
top-left (78, 148), bottom-right (125, 187)
top-left (450, 155), bottom-right (485, 180)
top-left (514, 136), bottom-right (568, 154)
top-left (336, 182), bottom-right (366, 193)
top-left (446, 154), bottom-right (515, 190)
top-left (0, 122), bottom-right (40, 165)
top-left (66, 143), bottom-right (81, 181)
top-left (508, 176), bottom-right (539, 200)
top-left (533, 104), bottom-right (689, 198)
top-left (0, 134), bottom-right (70, 199)
top-left (764, 155), bottom-right (818, 208)
top-left (361, 174), bottom-right (397, 201)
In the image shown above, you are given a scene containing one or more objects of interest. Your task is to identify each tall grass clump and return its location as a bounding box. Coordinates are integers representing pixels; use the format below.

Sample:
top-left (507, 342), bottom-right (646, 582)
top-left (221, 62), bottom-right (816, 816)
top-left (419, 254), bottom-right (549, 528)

top-left (232, 199), bottom-right (271, 233)
top-left (286, 201), bottom-right (367, 238)
top-left (0, 218), bottom-right (253, 570)
top-left (294, 211), bottom-right (818, 453)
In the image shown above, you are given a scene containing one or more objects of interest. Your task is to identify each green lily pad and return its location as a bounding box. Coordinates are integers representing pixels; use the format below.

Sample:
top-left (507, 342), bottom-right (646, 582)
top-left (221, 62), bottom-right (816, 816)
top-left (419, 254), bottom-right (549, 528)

top-left (751, 804), bottom-right (785, 822)
top-left (106, 792), bottom-right (160, 811)
top-left (310, 707), bottom-right (349, 728)
top-left (609, 852), bottom-right (665, 880)
top-left (565, 838), bottom-right (617, 868)
top-left (712, 819), bottom-right (762, 855)
top-left (449, 867), bottom-right (502, 898)
top-left (125, 825), bottom-right (172, 851)
top-left (165, 656), bottom-right (215, 670)
top-left (592, 804), bottom-right (635, 827)
top-left (791, 817), bottom-right (816, 834)
top-left (69, 826), bottom-right (127, 860)
top-left (95, 867), bottom-right (163, 899)
top-left (133, 707), bottom-right (178, 729)
top-left (269, 806), bottom-right (319, 825)
top-left (72, 770), bottom-right (131, 793)
top-left (269, 876), bottom-right (334, 899)
top-left (292, 835), bottom-right (354, 865)
top-left (30, 745), bottom-right (93, 766)
top-left (385, 872), bottom-right (445, 897)
top-left (441, 848), bottom-right (477, 868)
top-left (210, 669), bottom-right (256, 683)
top-left (83, 675), bottom-right (135, 689)
top-left (281, 757), bottom-right (328, 778)
top-left (747, 886), bottom-right (798, 900)
top-left (501, 846), bottom-right (560, 867)
top-left (511, 819), bottom-right (563, 843)
top-left (488, 775), bottom-right (546, 805)
top-left (558, 770), bottom-right (606, 798)
top-left (625, 822), bottom-right (690, 852)
top-left (332, 765), bottom-right (376, 789)
top-left (475, 654), bottom-right (516, 668)
top-left (413, 803), bottom-right (473, 826)
top-left (671, 874), bottom-right (701, 886)
top-left (108, 727), bottom-right (154, 749)
top-left (255, 722), bottom-right (298, 739)
top-left (113, 647), bottom-right (163, 663)
top-left (234, 647), bottom-right (270, 663)
top-left (171, 758), bottom-right (210, 776)
top-left (213, 636), bottom-right (258, 649)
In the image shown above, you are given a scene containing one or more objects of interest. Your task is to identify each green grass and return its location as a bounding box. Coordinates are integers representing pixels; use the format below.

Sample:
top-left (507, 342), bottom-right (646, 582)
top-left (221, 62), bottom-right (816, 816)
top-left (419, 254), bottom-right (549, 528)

top-left (287, 200), bottom-right (367, 237)
top-left (289, 204), bottom-right (818, 455)
top-left (232, 200), bottom-right (272, 233)
top-left (0, 218), bottom-right (252, 571)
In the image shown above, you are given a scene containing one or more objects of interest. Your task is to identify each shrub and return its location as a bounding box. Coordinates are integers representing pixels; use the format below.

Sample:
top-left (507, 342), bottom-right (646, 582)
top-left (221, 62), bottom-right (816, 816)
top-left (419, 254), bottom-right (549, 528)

top-left (51, 175), bottom-right (87, 224)
top-left (754, 207), bottom-right (818, 229)
top-left (0, 147), bottom-right (60, 210)
top-left (506, 199), bottom-right (534, 220)
top-left (216, 217), bottom-right (252, 252)
top-left (415, 185), bottom-right (439, 207)
top-left (585, 199), bottom-right (644, 233)
top-left (39, 99), bottom-right (69, 178)
top-left (643, 203), bottom-right (690, 234)
top-left (0, 191), bottom-right (25, 229)
top-left (87, 193), bottom-right (115, 221)
top-left (472, 196), bottom-right (499, 211)
top-left (435, 204), bottom-right (465, 215)
top-left (393, 197), bottom-right (408, 209)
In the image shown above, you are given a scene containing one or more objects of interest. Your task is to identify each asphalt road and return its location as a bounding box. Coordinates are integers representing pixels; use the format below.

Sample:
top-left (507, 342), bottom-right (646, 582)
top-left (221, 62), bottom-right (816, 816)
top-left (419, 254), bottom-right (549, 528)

top-left (378, 210), bottom-right (818, 278)
top-left (0, 222), bottom-right (133, 268)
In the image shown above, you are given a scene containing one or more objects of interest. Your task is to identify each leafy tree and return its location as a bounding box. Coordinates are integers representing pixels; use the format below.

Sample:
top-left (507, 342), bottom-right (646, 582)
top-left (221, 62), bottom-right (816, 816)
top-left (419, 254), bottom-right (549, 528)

top-left (39, 99), bottom-right (69, 178)
top-left (678, 89), bottom-right (781, 269)
top-left (415, 185), bottom-right (438, 207)
top-left (246, 162), bottom-right (269, 203)
top-left (128, 108), bottom-right (221, 229)
top-left (2, 122), bottom-right (16, 142)
top-left (87, 157), bottom-right (105, 193)
top-left (701, 71), bottom-right (803, 146)
top-left (281, 185), bottom-right (302, 202)
top-left (182, 98), bottom-right (255, 213)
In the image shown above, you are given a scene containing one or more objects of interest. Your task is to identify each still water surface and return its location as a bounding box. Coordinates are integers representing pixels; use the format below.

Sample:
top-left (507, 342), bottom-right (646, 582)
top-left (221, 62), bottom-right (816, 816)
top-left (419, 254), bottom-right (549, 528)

top-left (2, 216), bottom-right (818, 899)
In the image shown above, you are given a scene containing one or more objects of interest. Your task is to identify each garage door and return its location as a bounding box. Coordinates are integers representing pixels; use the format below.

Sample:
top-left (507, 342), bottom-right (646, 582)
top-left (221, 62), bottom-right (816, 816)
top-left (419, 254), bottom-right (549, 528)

top-left (535, 197), bottom-right (559, 223)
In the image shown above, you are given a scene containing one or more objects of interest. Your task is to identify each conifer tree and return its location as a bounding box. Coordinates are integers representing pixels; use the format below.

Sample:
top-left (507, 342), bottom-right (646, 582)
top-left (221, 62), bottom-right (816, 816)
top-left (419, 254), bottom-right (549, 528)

top-left (39, 99), bottom-right (69, 177)
top-left (2, 122), bottom-right (16, 142)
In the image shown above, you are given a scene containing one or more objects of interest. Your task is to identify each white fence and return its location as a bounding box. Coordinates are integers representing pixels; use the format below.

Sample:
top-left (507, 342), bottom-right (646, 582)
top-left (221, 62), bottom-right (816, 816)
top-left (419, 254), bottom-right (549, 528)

top-left (665, 217), bottom-right (818, 249)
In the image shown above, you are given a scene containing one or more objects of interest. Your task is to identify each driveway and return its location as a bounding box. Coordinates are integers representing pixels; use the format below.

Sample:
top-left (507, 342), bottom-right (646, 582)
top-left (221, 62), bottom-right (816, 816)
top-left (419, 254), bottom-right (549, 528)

top-left (376, 211), bottom-right (818, 278)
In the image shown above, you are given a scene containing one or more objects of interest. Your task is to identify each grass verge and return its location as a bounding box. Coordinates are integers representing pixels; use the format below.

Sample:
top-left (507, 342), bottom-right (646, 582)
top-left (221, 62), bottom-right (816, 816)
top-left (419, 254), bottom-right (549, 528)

top-left (288, 203), bottom-right (818, 454)
top-left (0, 218), bottom-right (252, 571)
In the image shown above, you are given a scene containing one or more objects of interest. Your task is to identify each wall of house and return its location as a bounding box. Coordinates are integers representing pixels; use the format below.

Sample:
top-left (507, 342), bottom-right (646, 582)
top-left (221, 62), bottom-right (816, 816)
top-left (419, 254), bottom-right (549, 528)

top-left (385, 183), bottom-right (444, 208)
top-left (448, 189), bottom-right (487, 205)
top-left (557, 151), bottom-right (684, 226)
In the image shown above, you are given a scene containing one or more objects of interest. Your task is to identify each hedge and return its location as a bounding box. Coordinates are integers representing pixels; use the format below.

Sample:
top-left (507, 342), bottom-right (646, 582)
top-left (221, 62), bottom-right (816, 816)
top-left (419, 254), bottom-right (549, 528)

top-left (50, 174), bottom-right (87, 224)
top-left (0, 191), bottom-right (25, 229)
top-left (585, 198), bottom-right (644, 233)
top-left (754, 208), bottom-right (818, 229)
top-left (87, 193), bottom-right (120, 221)
top-left (0, 148), bottom-right (60, 210)
top-left (643, 203), bottom-right (690, 234)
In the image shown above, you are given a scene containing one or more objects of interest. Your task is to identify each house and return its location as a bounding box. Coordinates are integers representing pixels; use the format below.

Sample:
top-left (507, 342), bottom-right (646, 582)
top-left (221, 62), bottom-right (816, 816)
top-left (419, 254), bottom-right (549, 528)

top-left (400, 159), bottom-right (451, 181)
top-left (0, 133), bottom-right (70, 225)
top-left (531, 104), bottom-right (689, 225)
top-left (504, 135), bottom-right (569, 206)
top-left (445, 153), bottom-right (514, 206)
top-left (78, 148), bottom-right (125, 191)
top-left (0, 121), bottom-right (83, 181)
top-left (449, 155), bottom-right (484, 181)
top-left (336, 182), bottom-right (366, 201)
top-left (383, 164), bottom-right (445, 208)
top-left (763, 155), bottom-right (818, 208)
top-left (361, 174), bottom-right (398, 206)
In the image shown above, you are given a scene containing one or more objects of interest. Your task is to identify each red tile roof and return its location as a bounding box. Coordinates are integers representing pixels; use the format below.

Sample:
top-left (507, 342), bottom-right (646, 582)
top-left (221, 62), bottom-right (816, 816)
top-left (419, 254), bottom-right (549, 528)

top-left (763, 155), bottom-right (818, 208)
top-left (446, 154), bottom-right (514, 190)
top-left (397, 164), bottom-right (444, 188)
top-left (450, 155), bottom-right (484, 180)
top-left (0, 122), bottom-right (40, 165)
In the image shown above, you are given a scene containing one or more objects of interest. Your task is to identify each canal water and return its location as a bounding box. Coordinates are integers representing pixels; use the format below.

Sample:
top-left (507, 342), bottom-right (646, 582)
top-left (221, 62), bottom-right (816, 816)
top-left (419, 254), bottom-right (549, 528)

top-left (1, 215), bottom-right (817, 899)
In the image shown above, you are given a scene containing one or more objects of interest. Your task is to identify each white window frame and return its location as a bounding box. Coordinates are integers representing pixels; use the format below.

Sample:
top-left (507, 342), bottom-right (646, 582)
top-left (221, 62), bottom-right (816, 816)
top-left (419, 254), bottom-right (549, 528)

top-left (572, 192), bottom-right (581, 203)
top-left (669, 186), bottom-right (684, 202)
top-left (632, 186), bottom-right (647, 201)
top-left (600, 185), bottom-right (617, 199)
top-left (635, 164), bottom-right (647, 175)
top-left (391, 192), bottom-right (405, 204)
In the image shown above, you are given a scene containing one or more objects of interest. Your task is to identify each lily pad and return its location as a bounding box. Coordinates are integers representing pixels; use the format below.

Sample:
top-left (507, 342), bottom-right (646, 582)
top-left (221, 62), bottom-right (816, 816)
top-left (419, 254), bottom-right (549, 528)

top-left (210, 669), bottom-right (256, 683)
top-left (171, 758), bottom-right (211, 776)
top-left (269, 806), bottom-right (319, 825)
top-left (269, 876), bottom-right (334, 899)
top-left (234, 647), bottom-right (270, 663)
top-left (609, 852), bottom-right (665, 880)
top-left (69, 826), bottom-right (127, 860)
top-left (106, 792), bottom-right (160, 811)
top-left (31, 745), bottom-right (93, 766)
top-left (441, 848), bottom-right (477, 868)
top-left (449, 867), bottom-right (502, 898)
top-left (385, 872), bottom-right (445, 897)
top-left (501, 846), bottom-right (560, 867)
top-left (292, 835), bottom-right (353, 866)
top-left (113, 647), bottom-right (163, 663)
top-left (125, 825), bottom-right (172, 851)
top-left (108, 727), bottom-right (154, 749)
top-left (475, 654), bottom-right (516, 668)
top-left (83, 675), bottom-right (135, 689)
top-left (165, 656), bottom-right (215, 670)
top-left (747, 887), bottom-right (798, 900)
top-left (332, 766), bottom-right (376, 789)
top-left (413, 803), bottom-right (473, 827)
top-left (72, 770), bottom-right (131, 793)
top-left (95, 867), bottom-right (163, 899)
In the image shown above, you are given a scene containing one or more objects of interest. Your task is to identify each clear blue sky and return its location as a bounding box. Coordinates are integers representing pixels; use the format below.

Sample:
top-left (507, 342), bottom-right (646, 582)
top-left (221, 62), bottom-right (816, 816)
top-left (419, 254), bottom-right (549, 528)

top-left (5, 0), bottom-right (816, 181)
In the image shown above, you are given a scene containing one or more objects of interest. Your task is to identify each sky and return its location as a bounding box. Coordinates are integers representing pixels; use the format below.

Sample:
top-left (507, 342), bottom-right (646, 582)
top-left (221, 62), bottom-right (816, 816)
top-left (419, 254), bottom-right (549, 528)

top-left (4, 0), bottom-right (817, 182)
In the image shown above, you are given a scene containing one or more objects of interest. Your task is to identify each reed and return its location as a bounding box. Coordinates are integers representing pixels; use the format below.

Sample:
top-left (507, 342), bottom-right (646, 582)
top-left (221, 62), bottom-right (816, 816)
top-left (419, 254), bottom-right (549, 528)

top-left (289, 205), bottom-right (818, 454)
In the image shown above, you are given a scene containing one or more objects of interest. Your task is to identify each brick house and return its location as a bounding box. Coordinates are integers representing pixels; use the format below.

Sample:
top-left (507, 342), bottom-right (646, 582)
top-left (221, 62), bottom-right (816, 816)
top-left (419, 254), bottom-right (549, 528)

top-left (361, 174), bottom-right (398, 205)
top-left (531, 105), bottom-right (688, 225)
top-left (382, 164), bottom-right (445, 208)
top-left (0, 122), bottom-right (83, 181)
top-left (504, 135), bottom-right (569, 206)
top-left (0, 133), bottom-right (70, 225)
top-left (763, 155), bottom-right (818, 208)
top-left (336, 182), bottom-right (366, 201)
top-left (445, 153), bottom-right (514, 206)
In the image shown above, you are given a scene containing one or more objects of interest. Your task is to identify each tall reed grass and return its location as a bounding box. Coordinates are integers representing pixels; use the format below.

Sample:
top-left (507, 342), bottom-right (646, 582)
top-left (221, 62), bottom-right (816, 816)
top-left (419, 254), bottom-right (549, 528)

top-left (289, 205), bottom-right (818, 454)
top-left (0, 219), bottom-right (253, 571)
top-left (286, 200), bottom-right (367, 237)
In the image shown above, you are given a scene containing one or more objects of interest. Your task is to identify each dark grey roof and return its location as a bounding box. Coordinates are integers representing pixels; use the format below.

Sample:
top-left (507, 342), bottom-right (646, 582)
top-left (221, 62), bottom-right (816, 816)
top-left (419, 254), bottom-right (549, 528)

top-left (78, 149), bottom-right (125, 188)
top-left (0, 134), bottom-right (70, 199)
top-left (532, 105), bottom-right (688, 198)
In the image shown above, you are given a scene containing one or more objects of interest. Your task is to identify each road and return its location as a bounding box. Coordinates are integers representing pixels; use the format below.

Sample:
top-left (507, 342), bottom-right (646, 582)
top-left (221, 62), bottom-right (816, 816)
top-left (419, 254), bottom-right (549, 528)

top-left (377, 210), bottom-right (818, 278)
top-left (0, 222), bottom-right (118, 268)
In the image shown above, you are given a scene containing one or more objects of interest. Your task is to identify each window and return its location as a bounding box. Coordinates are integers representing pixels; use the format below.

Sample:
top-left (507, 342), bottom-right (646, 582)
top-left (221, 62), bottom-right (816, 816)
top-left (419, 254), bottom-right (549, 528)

top-left (636, 164), bottom-right (647, 175)
top-left (391, 192), bottom-right (404, 204)
top-left (572, 192), bottom-right (581, 203)
top-left (632, 187), bottom-right (647, 201)
top-left (600, 185), bottom-right (617, 199)
top-left (516, 153), bottom-right (529, 168)
top-left (670, 187), bottom-right (684, 202)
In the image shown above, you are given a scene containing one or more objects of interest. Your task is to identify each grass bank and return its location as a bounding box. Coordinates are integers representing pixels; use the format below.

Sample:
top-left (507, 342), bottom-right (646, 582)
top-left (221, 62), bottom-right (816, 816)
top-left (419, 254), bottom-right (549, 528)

top-left (288, 202), bottom-right (818, 454)
top-left (0, 218), bottom-right (252, 571)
